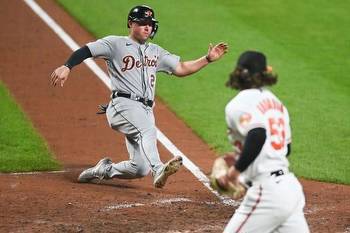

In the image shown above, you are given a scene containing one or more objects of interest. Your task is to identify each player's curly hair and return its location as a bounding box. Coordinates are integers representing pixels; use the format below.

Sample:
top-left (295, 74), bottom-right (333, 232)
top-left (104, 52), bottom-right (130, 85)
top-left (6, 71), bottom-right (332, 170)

top-left (226, 68), bottom-right (278, 90)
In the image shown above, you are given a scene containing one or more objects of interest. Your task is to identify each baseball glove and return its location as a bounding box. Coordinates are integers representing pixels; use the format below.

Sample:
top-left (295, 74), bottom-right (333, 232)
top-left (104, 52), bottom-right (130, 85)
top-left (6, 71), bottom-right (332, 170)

top-left (209, 155), bottom-right (246, 200)
top-left (96, 103), bottom-right (108, 114)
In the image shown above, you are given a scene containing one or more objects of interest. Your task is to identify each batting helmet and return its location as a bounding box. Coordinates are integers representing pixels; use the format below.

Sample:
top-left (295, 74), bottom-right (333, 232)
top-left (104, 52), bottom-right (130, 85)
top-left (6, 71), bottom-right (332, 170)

top-left (127, 5), bottom-right (159, 39)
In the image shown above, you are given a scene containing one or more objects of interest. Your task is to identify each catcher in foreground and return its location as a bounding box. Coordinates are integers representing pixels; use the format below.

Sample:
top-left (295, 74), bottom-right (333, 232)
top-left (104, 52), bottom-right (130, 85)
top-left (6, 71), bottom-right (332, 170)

top-left (210, 51), bottom-right (309, 233)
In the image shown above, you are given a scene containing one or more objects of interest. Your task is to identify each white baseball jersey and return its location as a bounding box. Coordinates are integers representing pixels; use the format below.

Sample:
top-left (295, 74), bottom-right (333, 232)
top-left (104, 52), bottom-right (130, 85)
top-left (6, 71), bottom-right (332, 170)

top-left (224, 88), bottom-right (309, 233)
top-left (225, 88), bottom-right (292, 182)
top-left (87, 36), bottom-right (180, 100)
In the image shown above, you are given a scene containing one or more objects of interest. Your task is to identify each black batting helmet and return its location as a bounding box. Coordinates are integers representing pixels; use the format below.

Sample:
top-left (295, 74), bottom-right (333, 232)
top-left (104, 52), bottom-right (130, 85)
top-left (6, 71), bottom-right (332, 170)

top-left (127, 5), bottom-right (159, 39)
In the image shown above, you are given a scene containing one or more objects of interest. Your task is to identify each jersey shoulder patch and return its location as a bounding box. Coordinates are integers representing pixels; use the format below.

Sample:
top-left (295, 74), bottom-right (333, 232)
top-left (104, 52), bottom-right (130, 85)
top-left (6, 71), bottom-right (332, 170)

top-left (239, 112), bottom-right (252, 127)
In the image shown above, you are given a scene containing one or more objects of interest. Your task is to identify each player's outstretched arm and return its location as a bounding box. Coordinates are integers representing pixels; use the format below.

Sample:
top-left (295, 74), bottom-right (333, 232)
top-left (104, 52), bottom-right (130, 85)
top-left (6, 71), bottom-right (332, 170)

top-left (50, 45), bottom-right (92, 87)
top-left (51, 65), bottom-right (70, 87)
top-left (173, 42), bottom-right (228, 77)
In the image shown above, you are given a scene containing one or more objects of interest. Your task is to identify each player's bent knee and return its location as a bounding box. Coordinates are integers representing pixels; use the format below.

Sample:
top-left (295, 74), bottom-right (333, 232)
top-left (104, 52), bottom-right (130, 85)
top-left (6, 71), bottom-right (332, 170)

top-left (141, 126), bottom-right (157, 139)
top-left (135, 165), bottom-right (151, 177)
top-left (129, 127), bottom-right (156, 144)
top-left (135, 169), bottom-right (150, 178)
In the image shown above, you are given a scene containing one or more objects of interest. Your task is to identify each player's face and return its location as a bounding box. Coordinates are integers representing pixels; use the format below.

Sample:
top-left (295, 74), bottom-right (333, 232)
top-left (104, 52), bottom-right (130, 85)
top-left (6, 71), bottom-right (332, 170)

top-left (129, 20), bottom-right (153, 43)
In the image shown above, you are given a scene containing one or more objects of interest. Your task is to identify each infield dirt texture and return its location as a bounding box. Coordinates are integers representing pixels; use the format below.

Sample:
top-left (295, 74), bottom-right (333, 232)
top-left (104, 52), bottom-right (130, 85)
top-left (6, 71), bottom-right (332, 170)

top-left (0, 1), bottom-right (349, 232)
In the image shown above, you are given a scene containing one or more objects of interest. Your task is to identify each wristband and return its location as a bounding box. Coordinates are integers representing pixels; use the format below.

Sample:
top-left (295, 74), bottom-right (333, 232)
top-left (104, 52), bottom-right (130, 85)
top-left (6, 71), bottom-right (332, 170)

top-left (205, 55), bottom-right (212, 63)
top-left (64, 63), bottom-right (72, 70)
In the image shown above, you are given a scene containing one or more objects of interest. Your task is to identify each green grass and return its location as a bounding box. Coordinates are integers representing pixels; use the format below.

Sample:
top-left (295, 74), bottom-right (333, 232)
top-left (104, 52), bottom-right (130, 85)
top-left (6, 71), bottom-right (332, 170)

top-left (56, 0), bottom-right (350, 184)
top-left (0, 81), bottom-right (61, 172)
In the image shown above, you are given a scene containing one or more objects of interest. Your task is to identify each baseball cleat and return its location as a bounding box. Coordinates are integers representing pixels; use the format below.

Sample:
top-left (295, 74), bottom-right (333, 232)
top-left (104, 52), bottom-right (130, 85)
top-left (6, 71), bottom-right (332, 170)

top-left (154, 156), bottom-right (183, 188)
top-left (77, 157), bottom-right (112, 183)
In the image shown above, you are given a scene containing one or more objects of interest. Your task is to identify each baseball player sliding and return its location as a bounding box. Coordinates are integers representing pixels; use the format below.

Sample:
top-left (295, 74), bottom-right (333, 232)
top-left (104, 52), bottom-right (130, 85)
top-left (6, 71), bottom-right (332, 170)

top-left (50, 5), bottom-right (228, 188)
top-left (214, 51), bottom-right (309, 232)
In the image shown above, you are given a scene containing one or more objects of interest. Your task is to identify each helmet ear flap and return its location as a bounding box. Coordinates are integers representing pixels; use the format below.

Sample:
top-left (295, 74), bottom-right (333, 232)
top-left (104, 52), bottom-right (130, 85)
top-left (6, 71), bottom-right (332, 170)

top-left (150, 23), bottom-right (158, 39)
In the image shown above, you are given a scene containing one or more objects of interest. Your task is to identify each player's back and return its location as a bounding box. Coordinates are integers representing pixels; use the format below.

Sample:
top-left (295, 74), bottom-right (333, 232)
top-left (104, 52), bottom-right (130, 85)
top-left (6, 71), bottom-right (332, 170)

top-left (225, 88), bottom-right (291, 181)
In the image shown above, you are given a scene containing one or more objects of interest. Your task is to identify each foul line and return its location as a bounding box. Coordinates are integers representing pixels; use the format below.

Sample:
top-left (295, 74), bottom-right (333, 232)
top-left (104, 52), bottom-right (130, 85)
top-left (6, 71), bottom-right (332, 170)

top-left (0, 170), bottom-right (67, 176)
top-left (103, 197), bottom-right (238, 211)
top-left (23, 0), bottom-right (236, 206)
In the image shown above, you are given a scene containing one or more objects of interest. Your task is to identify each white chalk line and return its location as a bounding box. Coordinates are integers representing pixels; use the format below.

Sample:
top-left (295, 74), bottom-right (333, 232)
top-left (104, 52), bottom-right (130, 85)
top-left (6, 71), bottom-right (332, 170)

top-left (157, 130), bottom-right (237, 206)
top-left (140, 225), bottom-right (223, 233)
top-left (103, 197), bottom-right (236, 211)
top-left (0, 170), bottom-right (67, 176)
top-left (0, 167), bottom-right (89, 176)
top-left (23, 0), bottom-right (236, 206)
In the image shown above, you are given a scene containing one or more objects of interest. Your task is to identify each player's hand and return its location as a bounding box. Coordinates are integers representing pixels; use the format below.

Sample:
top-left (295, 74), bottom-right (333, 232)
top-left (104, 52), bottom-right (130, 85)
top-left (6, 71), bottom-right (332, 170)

top-left (210, 156), bottom-right (246, 200)
top-left (206, 42), bottom-right (228, 62)
top-left (217, 166), bottom-right (240, 190)
top-left (50, 65), bottom-right (70, 87)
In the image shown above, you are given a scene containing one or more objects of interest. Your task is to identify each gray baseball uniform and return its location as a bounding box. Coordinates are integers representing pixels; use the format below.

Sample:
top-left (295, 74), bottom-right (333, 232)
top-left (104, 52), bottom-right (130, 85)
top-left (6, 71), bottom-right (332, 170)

top-left (86, 36), bottom-right (180, 179)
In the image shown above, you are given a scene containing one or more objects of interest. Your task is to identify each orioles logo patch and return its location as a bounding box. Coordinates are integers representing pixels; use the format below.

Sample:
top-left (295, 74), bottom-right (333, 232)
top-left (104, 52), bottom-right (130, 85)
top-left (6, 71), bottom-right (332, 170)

top-left (239, 113), bottom-right (252, 127)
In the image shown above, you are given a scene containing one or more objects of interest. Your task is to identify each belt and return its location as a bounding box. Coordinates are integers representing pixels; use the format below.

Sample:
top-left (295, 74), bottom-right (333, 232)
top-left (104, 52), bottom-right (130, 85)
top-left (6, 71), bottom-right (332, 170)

top-left (112, 92), bottom-right (153, 107)
top-left (270, 169), bottom-right (285, 177)
top-left (246, 169), bottom-right (286, 187)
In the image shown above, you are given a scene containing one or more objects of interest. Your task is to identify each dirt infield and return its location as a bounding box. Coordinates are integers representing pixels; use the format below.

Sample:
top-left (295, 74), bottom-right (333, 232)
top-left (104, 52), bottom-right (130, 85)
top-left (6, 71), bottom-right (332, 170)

top-left (0, 0), bottom-right (349, 232)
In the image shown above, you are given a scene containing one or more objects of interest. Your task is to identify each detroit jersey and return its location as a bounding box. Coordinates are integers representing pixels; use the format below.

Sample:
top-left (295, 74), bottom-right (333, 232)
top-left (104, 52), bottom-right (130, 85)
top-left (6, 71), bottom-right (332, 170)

top-left (87, 36), bottom-right (180, 101)
top-left (225, 88), bottom-right (292, 182)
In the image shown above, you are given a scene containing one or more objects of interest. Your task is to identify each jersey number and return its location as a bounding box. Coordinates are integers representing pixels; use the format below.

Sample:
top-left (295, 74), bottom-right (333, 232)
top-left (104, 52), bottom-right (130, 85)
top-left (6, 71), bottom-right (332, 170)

top-left (150, 74), bottom-right (155, 88)
top-left (268, 118), bottom-right (285, 150)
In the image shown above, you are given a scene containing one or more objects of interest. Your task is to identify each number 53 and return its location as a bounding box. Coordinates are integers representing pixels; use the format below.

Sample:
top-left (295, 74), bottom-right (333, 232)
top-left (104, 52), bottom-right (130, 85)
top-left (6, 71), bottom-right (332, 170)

top-left (268, 118), bottom-right (285, 150)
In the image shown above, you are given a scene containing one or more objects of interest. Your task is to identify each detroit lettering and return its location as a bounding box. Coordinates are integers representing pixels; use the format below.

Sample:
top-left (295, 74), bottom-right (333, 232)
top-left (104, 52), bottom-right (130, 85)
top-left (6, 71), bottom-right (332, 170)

top-left (121, 55), bottom-right (158, 72)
